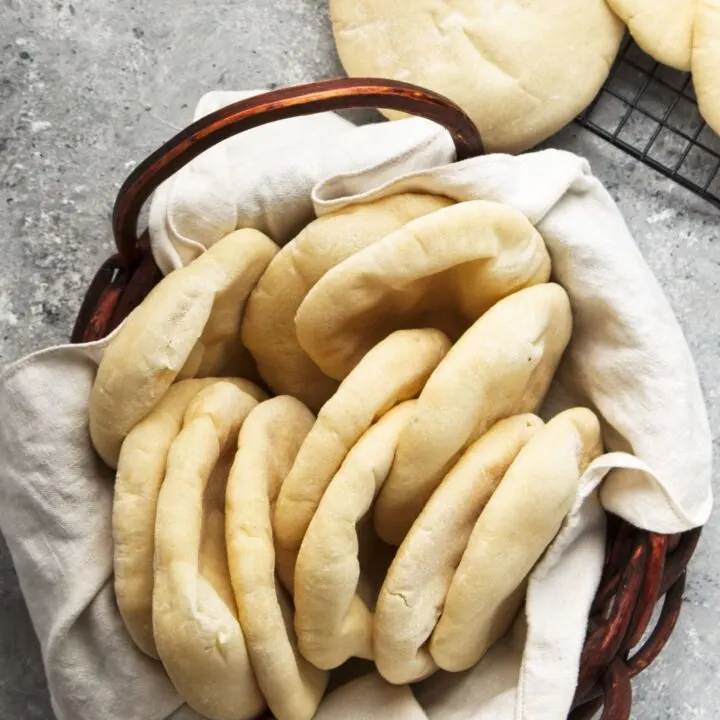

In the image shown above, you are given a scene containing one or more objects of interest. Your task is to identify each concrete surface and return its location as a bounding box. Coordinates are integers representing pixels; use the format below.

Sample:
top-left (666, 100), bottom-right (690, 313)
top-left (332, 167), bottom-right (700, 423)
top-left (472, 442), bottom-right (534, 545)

top-left (0, 1), bottom-right (717, 718)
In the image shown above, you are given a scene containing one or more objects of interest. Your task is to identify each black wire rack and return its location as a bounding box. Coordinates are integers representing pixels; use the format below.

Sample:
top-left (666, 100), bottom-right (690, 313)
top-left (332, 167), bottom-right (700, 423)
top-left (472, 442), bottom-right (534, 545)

top-left (576, 37), bottom-right (720, 209)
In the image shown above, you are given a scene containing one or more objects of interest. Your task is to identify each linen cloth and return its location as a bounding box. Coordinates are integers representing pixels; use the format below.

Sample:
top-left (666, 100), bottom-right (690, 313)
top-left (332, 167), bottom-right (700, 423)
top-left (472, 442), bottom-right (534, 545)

top-left (0, 90), bottom-right (711, 720)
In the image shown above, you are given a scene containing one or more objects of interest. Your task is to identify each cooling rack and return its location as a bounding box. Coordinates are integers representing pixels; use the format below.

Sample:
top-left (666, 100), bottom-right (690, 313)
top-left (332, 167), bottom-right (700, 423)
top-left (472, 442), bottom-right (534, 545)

top-left (576, 37), bottom-right (720, 209)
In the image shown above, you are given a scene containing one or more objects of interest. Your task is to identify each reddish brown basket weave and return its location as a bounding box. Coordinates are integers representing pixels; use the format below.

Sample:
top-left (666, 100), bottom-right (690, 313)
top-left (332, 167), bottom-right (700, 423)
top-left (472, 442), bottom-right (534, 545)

top-left (72, 79), bottom-right (701, 720)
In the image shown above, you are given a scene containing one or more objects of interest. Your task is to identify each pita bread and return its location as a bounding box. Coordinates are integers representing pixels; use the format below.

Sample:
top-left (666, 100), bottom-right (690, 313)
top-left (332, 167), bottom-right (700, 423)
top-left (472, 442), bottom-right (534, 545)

top-left (113, 377), bottom-right (265, 659)
top-left (375, 283), bottom-right (572, 546)
top-left (273, 328), bottom-right (450, 589)
top-left (153, 382), bottom-right (265, 720)
top-left (607, 0), bottom-right (694, 71)
top-left (693, 0), bottom-right (720, 136)
top-left (330, 0), bottom-right (623, 153)
top-left (294, 401), bottom-right (415, 670)
top-left (295, 200), bottom-right (551, 380)
top-left (89, 228), bottom-right (277, 468)
top-left (242, 193), bottom-right (452, 410)
top-left (226, 396), bottom-right (328, 720)
top-left (430, 407), bottom-right (603, 672)
top-left (374, 414), bottom-right (543, 684)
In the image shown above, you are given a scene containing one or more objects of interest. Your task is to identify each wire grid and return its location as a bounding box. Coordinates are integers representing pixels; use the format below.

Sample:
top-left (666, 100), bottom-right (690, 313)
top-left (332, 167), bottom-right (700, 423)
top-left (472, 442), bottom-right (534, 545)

top-left (576, 37), bottom-right (720, 208)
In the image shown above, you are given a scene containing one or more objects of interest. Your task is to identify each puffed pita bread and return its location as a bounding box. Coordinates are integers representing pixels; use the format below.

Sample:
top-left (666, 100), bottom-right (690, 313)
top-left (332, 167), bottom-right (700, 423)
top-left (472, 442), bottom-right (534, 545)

top-left (330, 0), bottom-right (623, 153)
top-left (608, 0), bottom-right (694, 71)
top-left (113, 377), bottom-right (265, 659)
top-left (153, 382), bottom-right (265, 720)
top-left (242, 193), bottom-right (452, 410)
top-left (273, 328), bottom-right (450, 590)
top-left (89, 228), bottom-right (277, 468)
top-left (294, 401), bottom-right (415, 670)
top-left (226, 396), bottom-right (328, 720)
top-left (296, 200), bottom-right (551, 381)
top-left (374, 414), bottom-right (543, 685)
top-left (431, 407), bottom-right (603, 672)
top-left (693, 1), bottom-right (720, 136)
top-left (375, 283), bottom-right (572, 545)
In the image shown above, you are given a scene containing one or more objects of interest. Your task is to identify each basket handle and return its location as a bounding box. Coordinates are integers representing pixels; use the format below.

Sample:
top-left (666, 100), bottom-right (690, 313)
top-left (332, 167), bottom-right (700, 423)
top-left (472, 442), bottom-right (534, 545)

top-left (112, 78), bottom-right (484, 268)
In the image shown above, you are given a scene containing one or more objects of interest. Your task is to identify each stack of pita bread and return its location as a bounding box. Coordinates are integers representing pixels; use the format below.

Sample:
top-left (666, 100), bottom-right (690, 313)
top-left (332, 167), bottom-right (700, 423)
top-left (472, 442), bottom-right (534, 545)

top-left (90, 196), bottom-right (605, 720)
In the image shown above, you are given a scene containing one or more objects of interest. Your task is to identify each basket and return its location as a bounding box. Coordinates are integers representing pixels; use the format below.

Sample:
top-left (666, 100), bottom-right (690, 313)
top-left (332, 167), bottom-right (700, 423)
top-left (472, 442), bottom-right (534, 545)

top-left (71, 78), bottom-right (702, 720)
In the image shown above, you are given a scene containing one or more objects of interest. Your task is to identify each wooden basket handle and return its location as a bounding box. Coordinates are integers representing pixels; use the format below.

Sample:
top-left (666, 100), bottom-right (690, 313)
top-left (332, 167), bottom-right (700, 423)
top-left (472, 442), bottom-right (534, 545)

top-left (112, 78), bottom-right (483, 268)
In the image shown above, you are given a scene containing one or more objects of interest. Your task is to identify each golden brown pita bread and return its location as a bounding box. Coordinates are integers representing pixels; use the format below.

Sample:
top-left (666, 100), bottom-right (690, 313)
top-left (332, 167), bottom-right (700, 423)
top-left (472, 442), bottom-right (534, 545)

top-left (607, 0), bottom-right (693, 71)
top-left (295, 200), bottom-right (550, 380)
top-left (242, 194), bottom-right (452, 410)
top-left (226, 396), bottom-right (328, 720)
top-left (330, 0), bottom-right (622, 153)
top-left (375, 283), bottom-right (572, 545)
top-left (294, 402), bottom-right (415, 670)
top-left (374, 414), bottom-right (543, 684)
top-left (430, 407), bottom-right (603, 672)
top-left (113, 377), bottom-right (265, 659)
top-left (153, 382), bottom-right (265, 720)
top-left (90, 229), bottom-right (277, 468)
top-left (694, 0), bottom-right (720, 136)
top-left (273, 328), bottom-right (450, 590)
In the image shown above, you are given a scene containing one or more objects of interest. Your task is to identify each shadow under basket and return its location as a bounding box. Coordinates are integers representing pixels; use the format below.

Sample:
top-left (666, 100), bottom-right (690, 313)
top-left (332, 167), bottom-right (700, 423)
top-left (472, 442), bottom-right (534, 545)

top-left (72, 78), bottom-right (702, 720)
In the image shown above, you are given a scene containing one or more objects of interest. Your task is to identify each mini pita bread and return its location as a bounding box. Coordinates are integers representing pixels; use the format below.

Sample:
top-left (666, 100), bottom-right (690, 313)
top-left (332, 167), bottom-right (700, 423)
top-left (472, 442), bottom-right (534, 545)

top-left (294, 401), bottom-right (416, 670)
top-left (226, 396), bottom-right (328, 720)
top-left (375, 283), bottom-right (572, 545)
top-left (242, 194), bottom-right (452, 410)
top-left (607, 0), bottom-right (694, 71)
top-left (273, 329), bottom-right (450, 590)
top-left (89, 228), bottom-right (277, 468)
top-left (113, 377), bottom-right (265, 659)
top-left (295, 200), bottom-right (551, 380)
top-left (693, 0), bottom-right (720, 136)
top-left (374, 414), bottom-right (543, 684)
top-left (430, 407), bottom-right (603, 672)
top-left (153, 382), bottom-right (265, 720)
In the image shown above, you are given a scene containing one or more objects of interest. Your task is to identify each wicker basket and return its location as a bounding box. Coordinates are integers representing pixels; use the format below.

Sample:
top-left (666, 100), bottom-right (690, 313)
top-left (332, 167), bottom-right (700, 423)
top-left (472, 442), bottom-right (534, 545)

top-left (71, 78), bottom-right (702, 720)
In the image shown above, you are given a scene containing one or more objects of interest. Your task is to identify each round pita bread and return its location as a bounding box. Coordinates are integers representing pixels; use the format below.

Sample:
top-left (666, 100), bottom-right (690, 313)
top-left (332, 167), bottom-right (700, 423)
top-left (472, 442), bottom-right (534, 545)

top-left (693, 1), bottom-right (720, 136)
top-left (113, 377), bottom-right (265, 659)
top-left (294, 401), bottom-right (415, 670)
top-left (430, 407), bottom-right (603, 672)
top-left (242, 193), bottom-right (452, 411)
top-left (226, 396), bottom-right (328, 720)
top-left (296, 200), bottom-right (551, 381)
top-left (153, 382), bottom-right (265, 720)
top-left (374, 414), bottom-right (543, 684)
top-left (330, 0), bottom-right (623, 153)
top-left (89, 228), bottom-right (277, 468)
top-left (374, 283), bottom-right (573, 546)
top-left (608, 0), bottom-right (694, 71)
top-left (273, 328), bottom-right (450, 589)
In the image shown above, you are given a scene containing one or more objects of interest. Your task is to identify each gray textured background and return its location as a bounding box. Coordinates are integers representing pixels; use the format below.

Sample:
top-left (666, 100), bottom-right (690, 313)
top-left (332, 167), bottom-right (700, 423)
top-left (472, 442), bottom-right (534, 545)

top-left (0, 1), bottom-right (718, 718)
